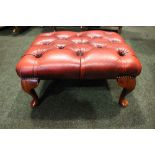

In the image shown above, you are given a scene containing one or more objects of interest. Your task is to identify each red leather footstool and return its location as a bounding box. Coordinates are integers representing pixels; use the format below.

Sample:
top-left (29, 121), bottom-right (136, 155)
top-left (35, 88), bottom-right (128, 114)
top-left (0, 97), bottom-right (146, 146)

top-left (16, 30), bottom-right (142, 108)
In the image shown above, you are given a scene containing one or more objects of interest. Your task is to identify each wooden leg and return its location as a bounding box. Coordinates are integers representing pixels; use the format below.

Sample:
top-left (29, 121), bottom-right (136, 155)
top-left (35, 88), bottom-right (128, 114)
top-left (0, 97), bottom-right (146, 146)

top-left (21, 79), bottom-right (40, 108)
top-left (117, 77), bottom-right (136, 107)
top-left (118, 26), bottom-right (122, 34)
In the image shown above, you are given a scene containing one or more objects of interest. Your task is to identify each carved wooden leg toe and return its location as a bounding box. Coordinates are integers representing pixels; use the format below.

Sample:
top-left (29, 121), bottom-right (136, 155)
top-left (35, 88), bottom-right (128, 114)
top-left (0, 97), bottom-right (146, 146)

top-left (119, 99), bottom-right (128, 107)
top-left (21, 79), bottom-right (40, 108)
top-left (31, 99), bottom-right (39, 108)
top-left (117, 77), bottom-right (136, 107)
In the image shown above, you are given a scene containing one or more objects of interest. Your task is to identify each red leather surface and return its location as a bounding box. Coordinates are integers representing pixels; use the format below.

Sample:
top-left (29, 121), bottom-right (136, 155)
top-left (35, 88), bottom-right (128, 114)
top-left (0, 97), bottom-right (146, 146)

top-left (16, 30), bottom-right (142, 79)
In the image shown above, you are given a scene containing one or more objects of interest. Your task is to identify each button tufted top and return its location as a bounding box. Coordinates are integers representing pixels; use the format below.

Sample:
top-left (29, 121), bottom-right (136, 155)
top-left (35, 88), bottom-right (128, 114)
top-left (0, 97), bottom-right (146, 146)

top-left (16, 30), bottom-right (142, 79)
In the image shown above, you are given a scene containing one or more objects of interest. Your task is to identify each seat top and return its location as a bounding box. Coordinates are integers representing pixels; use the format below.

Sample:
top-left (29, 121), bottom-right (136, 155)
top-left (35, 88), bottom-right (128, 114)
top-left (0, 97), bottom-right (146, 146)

top-left (16, 30), bottom-right (142, 79)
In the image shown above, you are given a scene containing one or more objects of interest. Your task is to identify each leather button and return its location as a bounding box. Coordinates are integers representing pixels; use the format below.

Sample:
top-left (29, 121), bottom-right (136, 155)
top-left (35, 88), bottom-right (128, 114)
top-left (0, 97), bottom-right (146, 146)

top-left (118, 49), bottom-right (127, 56)
top-left (76, 51), bottom-right (84, 56)
top-left (57, 45), bottom-right (65, 49)
top-left (35, 53), bottom-right (42, 58)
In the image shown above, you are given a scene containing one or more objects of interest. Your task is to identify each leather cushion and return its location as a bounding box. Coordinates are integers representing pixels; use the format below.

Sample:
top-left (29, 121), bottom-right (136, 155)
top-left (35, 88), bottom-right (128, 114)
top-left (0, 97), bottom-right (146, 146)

top-left (16, 30), bottom-right (142, 79)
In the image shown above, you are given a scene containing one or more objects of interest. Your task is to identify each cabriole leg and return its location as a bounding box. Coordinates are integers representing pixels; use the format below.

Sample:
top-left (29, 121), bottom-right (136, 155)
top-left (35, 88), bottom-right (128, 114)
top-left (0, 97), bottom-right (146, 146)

top-left (117, 77), bottom-right (136, 107)
top-left (21, 79), bottom-right (40, 108)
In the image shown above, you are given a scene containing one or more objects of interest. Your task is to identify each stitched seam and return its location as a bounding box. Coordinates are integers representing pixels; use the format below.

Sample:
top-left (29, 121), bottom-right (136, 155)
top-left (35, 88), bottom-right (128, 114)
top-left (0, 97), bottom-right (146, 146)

top-left (117, 57), bottom-right (126, 76)
top-left (120, 57), bottom-right (126, 75)
top-left (115, 57), bottom-right (121, 76)
top-left (80, 55), bottom-right (85, 80)
top-left (34, 58), bottom-right (38, 77)
top-left (79, 55), bottom-right (82, 79)
top-left (33, 58), bottom-right (35, 77)
top-left (83, 56), bottom-right (85, 79)
top-left (124, 58), bottom-right (127, 75)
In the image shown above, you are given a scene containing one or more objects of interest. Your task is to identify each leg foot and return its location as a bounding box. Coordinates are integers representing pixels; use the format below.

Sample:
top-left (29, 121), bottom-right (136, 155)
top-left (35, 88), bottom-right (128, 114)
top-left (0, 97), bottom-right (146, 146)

top-left (21, 79), bottom-right (40, 108)
top-left (117, 77), bottom-right (136, 107)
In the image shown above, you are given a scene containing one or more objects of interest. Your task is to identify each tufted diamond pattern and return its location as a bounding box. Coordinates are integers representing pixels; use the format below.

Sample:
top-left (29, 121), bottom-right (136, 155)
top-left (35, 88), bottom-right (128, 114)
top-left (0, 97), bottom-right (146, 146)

top-left (16, 30), bottom-right (142, 79)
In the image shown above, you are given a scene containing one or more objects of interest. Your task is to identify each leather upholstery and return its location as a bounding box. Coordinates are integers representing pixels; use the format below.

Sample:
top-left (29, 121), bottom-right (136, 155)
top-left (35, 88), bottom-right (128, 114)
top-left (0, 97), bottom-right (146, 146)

top-left (16, 30), bottom-right (142, 79)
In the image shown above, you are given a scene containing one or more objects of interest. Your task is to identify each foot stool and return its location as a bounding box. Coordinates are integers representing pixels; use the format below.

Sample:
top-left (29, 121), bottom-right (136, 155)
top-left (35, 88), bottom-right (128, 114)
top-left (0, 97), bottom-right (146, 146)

top-left (16, 30), bottom-right (142, 108)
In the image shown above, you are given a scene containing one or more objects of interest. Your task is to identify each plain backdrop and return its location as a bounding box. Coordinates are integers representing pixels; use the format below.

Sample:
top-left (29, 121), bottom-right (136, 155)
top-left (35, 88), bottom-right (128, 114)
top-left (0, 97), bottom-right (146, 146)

top-left (0, 0), bottom-right (155, 155)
